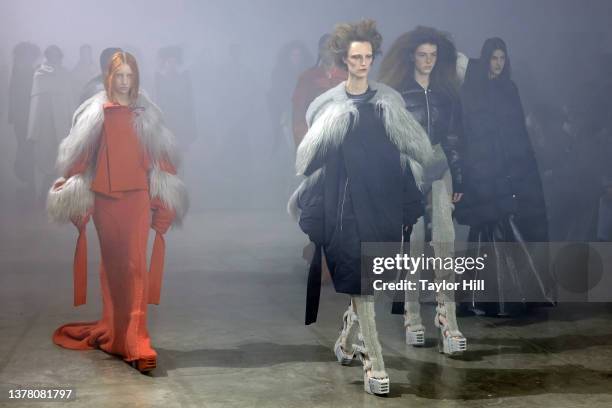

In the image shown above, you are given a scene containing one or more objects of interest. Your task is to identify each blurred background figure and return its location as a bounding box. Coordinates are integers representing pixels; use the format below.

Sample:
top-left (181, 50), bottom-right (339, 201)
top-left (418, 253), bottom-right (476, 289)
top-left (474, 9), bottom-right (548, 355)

top-left (526, 104), bottom-right (574, 241)
top-left (561, 53), bottom-right (612, 241)
top-left (80, 46), bottom-right (122, 102)
top-left (595, 54), bottom-right (612, 241)
top-left (291, 34), bottom-right (346, 148)
top-left (268, 40), bottom-right (312, 154)
top-left (71, 44), bottom-right (97, 103)
top-left (27, 45), bottom-right (74, 206)
top-left (191, 46), bottom-right (214, 145)
top-left (267, 40), bottom-right (313, 202)
top-left (195, 42), bottom-right (258, 209)
top-left (154, 45), bottom-right (197, 152)
top-left (8, 41), bottom-right (40, 210)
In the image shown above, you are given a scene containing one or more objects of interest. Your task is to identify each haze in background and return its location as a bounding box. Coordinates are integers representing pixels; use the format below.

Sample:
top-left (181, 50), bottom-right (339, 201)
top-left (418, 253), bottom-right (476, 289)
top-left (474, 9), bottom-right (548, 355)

top-left (1, 0), bottom-right (611, 216)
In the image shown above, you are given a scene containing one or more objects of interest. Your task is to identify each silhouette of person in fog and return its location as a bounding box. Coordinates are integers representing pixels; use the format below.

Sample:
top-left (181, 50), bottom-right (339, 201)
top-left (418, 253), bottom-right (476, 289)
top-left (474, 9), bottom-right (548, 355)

top-left (292, 34), bottom-right (347, 148)
top-left (268, 40), bottom-right (313, 153)
top-left (27, 45), bottom-right (75, 205)
top-left (71, 44), bottom-right (97, 102)
top-left (80, 47), bottom-right (122, 103)
top-left (8, 42), bottom-right (40, 208)
top-left (154, 46), bottom-right (197, 151)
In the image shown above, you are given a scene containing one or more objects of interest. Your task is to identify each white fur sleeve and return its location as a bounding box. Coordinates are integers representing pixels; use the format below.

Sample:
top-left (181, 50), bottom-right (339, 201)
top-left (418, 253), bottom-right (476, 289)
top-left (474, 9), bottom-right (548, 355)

top-left (149, 166), bottom-right (189, 225)
top-left (56, 92), bottom-right (105, 176)
top-left (46, 173), bottom-right (94, 223)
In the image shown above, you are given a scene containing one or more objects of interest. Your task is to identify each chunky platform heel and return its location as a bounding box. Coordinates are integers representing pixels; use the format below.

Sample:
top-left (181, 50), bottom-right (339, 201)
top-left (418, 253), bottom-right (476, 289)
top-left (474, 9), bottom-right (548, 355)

top-left (403, 303), bottom-right (425, 347)
top-left (334, 338), bottom-right (354, 365)
top-left (437, 328), bottom-right (467, 355)
top-left (131, 356), bottom-right (157, 373)
top-left (435, 302), bottom-right (467, 355)
top-left (334, 304), bottom-right (359, 365)
top-left (354, 339), bottom-right (389, 396)
top-left (405, 323), bottom-right (425, 347)
top-left (364, 370), bottom-right (390, 395)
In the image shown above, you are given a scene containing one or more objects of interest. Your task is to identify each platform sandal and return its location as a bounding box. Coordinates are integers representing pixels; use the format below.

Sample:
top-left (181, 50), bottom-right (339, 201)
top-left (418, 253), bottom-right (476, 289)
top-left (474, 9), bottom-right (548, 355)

top-left (333, 304), bottom-right (359, 365)
top-left (404, 312), bottom-right (425, 347)
top-left (354, 342), bottom-right (389, 396)
top-left (435, 302), bottom-right (467, 355)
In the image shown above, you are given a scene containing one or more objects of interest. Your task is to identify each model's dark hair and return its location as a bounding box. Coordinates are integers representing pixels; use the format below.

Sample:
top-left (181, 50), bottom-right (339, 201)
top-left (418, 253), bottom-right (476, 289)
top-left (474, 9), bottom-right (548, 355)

top-left (44, 45), bottom-right (63, 65)
top-left (12, 42), bottom-right (40, 65)
top-left (318, 33), bottom-right (331, 51)
top-left (274, 40), bottom-right (313, 72)
top-left (99, 47), bottom-right (122, 73)
top-left (315, 33), bottom-right (331, 67)
top-left (479, 37), bottom-right (511, 81)
top-left (328, 19), bottom-right (382, 69)
top-left (379, 26), bottom-right (459, 96)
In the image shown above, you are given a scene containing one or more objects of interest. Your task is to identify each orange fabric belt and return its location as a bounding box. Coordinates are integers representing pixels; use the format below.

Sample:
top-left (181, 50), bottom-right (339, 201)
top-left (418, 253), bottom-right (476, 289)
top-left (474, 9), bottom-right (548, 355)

top-left (72, 227), bottom-right (166, 307)
top-left (73, 225), bottom-right (88, 306)
top-left (148, 232), bottom-right (166, 305)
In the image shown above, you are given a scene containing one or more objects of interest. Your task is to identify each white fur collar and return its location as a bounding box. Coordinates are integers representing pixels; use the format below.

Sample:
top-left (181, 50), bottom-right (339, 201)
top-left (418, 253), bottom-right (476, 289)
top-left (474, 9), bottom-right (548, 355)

top-left (49, 90), bottom-right (189, 224)
top-left (57, 90), bottom-right (179, 175)
top-left (295, 81), bottom-right (433, 186)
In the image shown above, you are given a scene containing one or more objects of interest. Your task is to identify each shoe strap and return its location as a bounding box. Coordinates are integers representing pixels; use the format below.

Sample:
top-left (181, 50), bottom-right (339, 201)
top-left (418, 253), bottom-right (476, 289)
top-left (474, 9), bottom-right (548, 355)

top-left (436, 302), bottom-right (464, 338)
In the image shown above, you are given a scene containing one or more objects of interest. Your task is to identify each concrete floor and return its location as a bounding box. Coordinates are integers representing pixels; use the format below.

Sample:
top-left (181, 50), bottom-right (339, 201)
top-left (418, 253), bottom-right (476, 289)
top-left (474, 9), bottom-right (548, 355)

top-left (2, 209), bottom-right (612, 408)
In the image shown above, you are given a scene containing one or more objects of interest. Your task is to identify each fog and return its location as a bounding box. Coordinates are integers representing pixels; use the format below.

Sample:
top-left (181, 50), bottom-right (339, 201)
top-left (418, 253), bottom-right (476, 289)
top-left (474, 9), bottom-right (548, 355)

top-left (1, 0), bottom-right (611, 220)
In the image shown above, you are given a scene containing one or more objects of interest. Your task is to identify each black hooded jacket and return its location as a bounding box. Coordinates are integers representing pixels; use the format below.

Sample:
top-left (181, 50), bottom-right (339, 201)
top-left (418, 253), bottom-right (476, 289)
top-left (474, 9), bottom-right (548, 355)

top-left (455, 59), bottom-right (547, 239)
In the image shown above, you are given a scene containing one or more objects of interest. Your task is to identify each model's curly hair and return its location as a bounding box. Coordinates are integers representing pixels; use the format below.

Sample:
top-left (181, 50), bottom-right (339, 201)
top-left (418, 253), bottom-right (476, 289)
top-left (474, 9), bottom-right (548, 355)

top-left (328, 19), bottom-right (382, 69)
top-left (379, 26), bottom-right (459, 96)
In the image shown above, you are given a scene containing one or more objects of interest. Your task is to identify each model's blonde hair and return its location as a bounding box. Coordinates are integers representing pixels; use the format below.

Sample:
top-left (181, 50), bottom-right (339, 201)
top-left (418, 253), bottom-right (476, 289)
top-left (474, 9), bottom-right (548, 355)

top-left (104, 51), bottom-right (139, 104)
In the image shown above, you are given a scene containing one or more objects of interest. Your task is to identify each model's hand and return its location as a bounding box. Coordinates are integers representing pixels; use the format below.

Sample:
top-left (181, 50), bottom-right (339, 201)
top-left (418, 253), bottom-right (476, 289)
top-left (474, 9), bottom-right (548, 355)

top-left (151, 198), bottom-right (175, 234)
top-left (452, 193), bottom-right (463, 203)
top-left (52, 177), bottom-right (67, 192)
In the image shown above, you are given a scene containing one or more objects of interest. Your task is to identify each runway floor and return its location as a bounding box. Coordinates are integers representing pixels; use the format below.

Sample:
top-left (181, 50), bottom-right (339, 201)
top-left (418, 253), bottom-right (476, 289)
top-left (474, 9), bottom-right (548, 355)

top-left (2, 209), bottom-right (612, 407)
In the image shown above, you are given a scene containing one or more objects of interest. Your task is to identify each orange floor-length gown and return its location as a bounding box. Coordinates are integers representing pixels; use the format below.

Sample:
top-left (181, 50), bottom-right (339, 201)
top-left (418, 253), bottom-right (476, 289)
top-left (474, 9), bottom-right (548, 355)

top-left (53, 103), bottom-right (167, 362)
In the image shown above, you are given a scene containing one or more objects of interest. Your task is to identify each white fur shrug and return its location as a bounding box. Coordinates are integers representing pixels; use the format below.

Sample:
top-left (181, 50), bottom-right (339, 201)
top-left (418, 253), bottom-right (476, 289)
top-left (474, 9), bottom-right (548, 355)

top-left (47, 91), bottom-right (189, 225)
top-left (288, 81), bottom-right (433, 219)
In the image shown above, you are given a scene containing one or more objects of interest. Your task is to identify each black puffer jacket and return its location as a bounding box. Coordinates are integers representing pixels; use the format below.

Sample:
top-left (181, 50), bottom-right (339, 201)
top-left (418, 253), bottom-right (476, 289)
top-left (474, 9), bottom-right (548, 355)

top-left (400, 78), bottom-right (464, 192)
top-left (298, 92), bottom-right (424, 295)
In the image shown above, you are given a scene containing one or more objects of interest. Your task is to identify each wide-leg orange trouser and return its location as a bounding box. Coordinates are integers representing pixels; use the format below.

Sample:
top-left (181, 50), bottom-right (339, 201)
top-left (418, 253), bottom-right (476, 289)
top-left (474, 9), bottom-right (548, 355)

top-left (53, 190), bottom-right (156, 362)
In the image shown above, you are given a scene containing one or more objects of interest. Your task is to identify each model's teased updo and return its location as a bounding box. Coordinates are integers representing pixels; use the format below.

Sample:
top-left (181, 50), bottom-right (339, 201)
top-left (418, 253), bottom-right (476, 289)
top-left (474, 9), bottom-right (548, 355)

top-left (328, 19), bottom-right (382, 70)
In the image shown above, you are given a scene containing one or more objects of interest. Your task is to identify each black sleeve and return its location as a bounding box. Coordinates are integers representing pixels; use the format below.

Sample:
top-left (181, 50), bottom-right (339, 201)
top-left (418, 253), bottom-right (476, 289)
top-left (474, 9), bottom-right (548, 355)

top-left (511, 82), bottom-right (540, 171)
top-left (297, 170), bottom-right (326, 245)
top-left (440, 95), bottom-right (465, 193)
